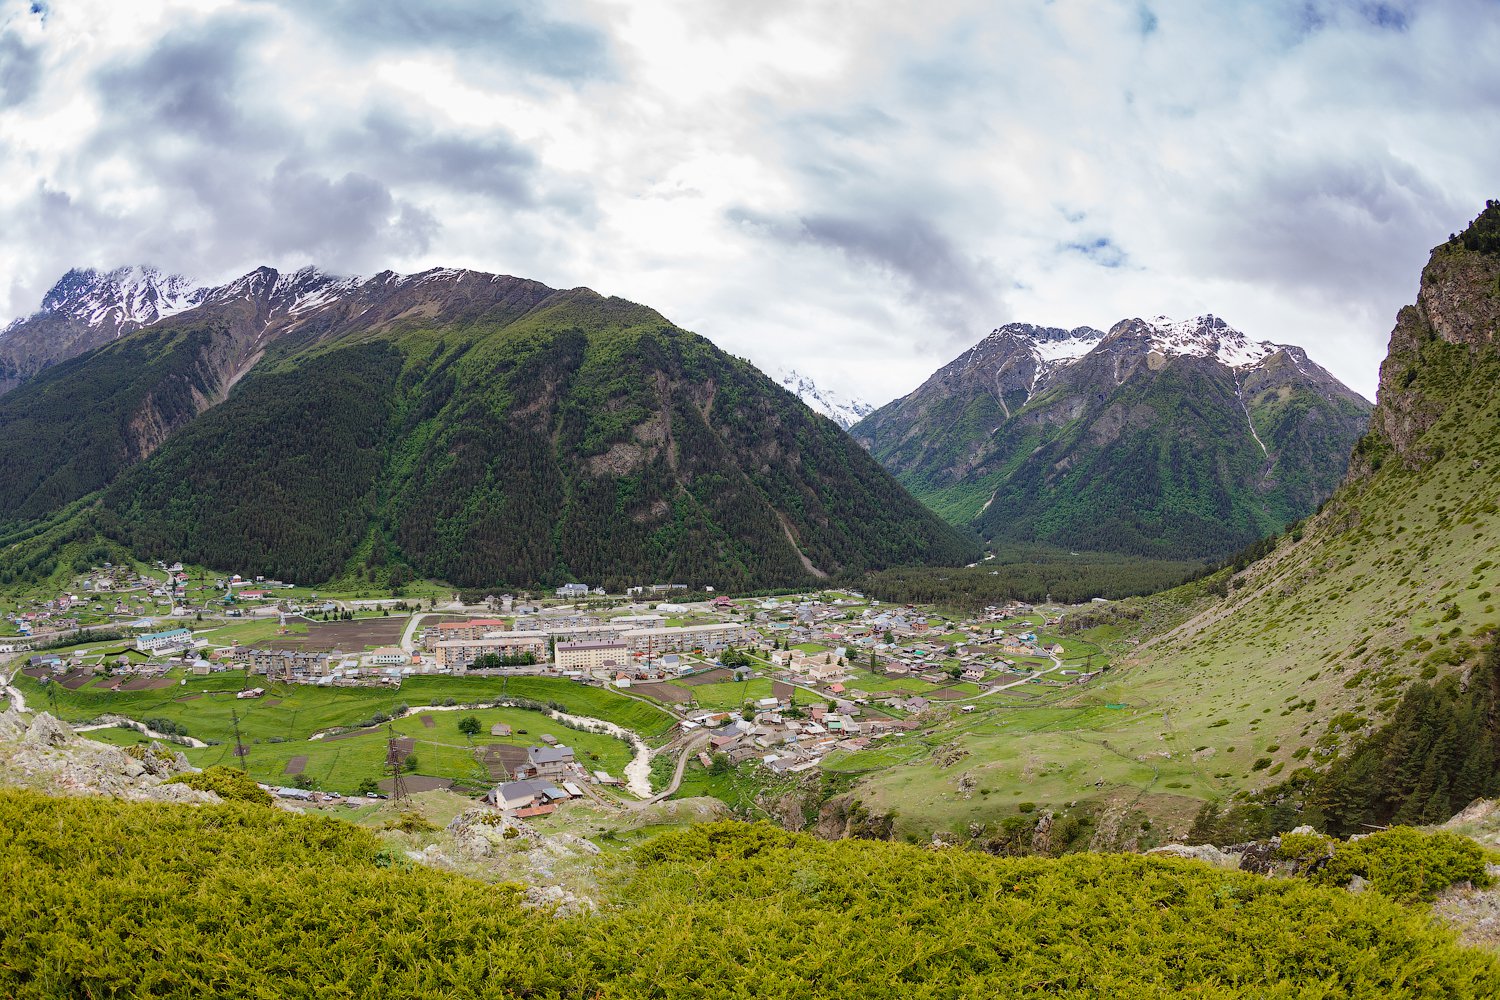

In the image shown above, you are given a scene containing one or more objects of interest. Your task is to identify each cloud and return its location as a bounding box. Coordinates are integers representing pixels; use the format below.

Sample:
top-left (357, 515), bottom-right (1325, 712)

top-left (0, 29), bottom-right (41, 107)
top-left (271, 0), bottom-right (613, 82)
top-left (93, 16), bottom-right (264, 144)
top-left (729, 207), bottom-right (1004, 343)
top-left (1, 0), bottom-right (1498, 406)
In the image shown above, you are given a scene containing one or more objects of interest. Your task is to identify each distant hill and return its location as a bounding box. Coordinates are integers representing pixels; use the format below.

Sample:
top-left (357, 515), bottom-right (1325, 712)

top-left (851, 316), bottom-right (1372, 559)
top-left (0, 266), bottom-right (977, 590)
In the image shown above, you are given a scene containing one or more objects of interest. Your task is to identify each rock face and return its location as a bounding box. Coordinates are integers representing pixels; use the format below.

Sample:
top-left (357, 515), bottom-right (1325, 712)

top-left (0, 266), bottom-right (198, 394)
top-left (0, 711), bottom-right (214, 804)
top-left (1355, 205), bottom-right (1500, 476)
top-left (852, 315), bottom-right (1371, 559)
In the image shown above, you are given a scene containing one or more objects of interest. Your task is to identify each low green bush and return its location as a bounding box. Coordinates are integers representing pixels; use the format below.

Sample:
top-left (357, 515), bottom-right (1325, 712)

top-left (165, 766), bottom-right (273, 805)
top-left (1309, 827), bottom-right (1492, 903)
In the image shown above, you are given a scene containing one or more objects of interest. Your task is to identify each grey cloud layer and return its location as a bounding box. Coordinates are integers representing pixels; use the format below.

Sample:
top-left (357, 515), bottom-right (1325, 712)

top-left (0, 0), bottom-right (1497, 402)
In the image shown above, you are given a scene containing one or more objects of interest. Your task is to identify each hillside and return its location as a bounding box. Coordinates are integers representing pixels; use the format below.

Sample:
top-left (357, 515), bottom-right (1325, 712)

top-left (1072, 201), bottom-right (1500, 797)
top-left (852, 316), bottom-right (1371, 558)
top-left (0, 266), bottom-right (976, 590)
top-left (830, 204), bottom-right (1500, 839)
top-left (2, 789), bottom-right (1495, 997)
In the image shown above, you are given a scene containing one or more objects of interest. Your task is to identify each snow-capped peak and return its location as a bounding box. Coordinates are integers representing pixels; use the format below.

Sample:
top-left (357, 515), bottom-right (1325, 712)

top-left (775, 368), bottom-right (875, 429)
top-left (1139, 314), bottom-right (1277, 368)
top-left (37, 265), bottom-right (198, 332)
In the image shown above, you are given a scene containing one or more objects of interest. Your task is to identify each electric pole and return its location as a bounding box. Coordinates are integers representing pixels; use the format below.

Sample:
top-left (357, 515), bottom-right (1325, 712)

top-left (231, 707), bottom-right (248, 769)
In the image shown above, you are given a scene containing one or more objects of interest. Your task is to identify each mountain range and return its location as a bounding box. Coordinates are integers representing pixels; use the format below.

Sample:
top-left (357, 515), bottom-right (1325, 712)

top-left (0, 265), bottom-right (977, 590)
top-left (851, 314), bottom-right (1372, 559)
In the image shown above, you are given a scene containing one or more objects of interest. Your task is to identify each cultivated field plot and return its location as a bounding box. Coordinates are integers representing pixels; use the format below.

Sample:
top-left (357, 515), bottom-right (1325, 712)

top-left (178, 704), bottom-right (639, 794)
top-left (276, 618), bottom-right (406, 651)
top-left (683, 677), bottom-right (773, 711)
top-left (677, 668), bottom-right (732, 686)
top-left (481, 744), bottom-right (528, 779)
top-left (630, 682), bottom-right (694, 704)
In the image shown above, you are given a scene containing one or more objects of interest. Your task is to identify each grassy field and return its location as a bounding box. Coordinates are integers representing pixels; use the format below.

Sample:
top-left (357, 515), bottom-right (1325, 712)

top-left (682, 677), bottom-right (774, 711)
top-left (180, 704), bottom-right (637, 794)
top-left (15, 670), bottom-right (677, 745)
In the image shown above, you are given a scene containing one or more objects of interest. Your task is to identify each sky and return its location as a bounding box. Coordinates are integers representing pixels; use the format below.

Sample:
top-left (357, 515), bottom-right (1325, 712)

top-left (1, 0), bottom-right (1497, 404)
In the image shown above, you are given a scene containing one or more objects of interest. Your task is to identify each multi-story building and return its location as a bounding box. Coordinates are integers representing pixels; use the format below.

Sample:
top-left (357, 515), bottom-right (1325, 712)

top-left (135, 628), bottom-right (192, 653)
top-left (554, 639), bottom-right (629, 673)
top-left (245, 649), bottom-right (333, 682)
top-left (622, 622), bottom-right (749, 656)
top-left (422, 619), bottom-right (509, 648)
top-left (433, 632), bottom-right (550, 670)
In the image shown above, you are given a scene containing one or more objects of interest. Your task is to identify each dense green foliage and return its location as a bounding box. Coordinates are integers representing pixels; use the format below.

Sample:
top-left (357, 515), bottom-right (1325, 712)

top-left (1303, 640), bottom-right (1500, 836)
top-left (854, 328), bottom-right (1369, 561)
top-left (102, 342), bottom-right (404, 583)
top-left (1449, 199), bottom-right (1500, 256)
top-left (967, 357), bottom-right (1366, 559)
top-left (165, 765), bottom-right (275, 805)
top-left (2, 794), bottom-right (1496, 998)
top-left (0, 321), bottom-right (226, 526)
top-left (863, 543), bottom-right (1206, 609)
top-left (7, 280), bottom-right (977, 589)
top-left (1289, 828), bottom-right (1493, 904)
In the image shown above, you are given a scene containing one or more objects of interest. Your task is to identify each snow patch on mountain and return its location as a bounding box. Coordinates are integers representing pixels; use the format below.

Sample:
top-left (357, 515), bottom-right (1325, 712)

top-left (1141, 314), bottom-right (1277, 368)
top-left (775, 369), bottom-right (875, 429)
top-left (26, 266), bottom-right (199, 334)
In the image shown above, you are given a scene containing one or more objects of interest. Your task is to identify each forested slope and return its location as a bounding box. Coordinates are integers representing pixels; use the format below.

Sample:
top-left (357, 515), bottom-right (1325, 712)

top-left (18, 270), bottom-right (979, 589)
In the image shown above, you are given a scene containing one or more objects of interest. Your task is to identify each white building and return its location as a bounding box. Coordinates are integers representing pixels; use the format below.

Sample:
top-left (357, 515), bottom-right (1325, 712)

top-left (135, 628), bottom-right (192, 653)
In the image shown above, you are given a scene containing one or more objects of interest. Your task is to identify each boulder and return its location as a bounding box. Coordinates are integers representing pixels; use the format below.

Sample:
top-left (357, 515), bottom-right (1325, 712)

top-left (1147, 843), bottom-right (1243, 869)
top-left (20, 712), bottom-right (73, 747)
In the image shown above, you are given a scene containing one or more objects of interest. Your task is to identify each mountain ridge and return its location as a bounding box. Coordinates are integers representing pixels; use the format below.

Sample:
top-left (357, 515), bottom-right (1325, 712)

top-left (0, 263), bottom-right (978, 590)
top-left (773, 368), bottom-right (874, 429)
top-left (852, 313), bottom-right (1372, 557)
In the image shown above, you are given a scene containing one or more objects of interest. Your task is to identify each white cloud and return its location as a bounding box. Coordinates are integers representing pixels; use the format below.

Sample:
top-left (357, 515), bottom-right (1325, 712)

top-left (2, 0), bottom-right (1497, 403)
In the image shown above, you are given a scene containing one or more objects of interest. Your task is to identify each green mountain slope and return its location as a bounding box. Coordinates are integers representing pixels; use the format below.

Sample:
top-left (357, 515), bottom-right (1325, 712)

top-left (831, 204), bottom-right (1500, 839)
top-left (2, 267), bottom-right (976, 589)
top-left (852, 318), bottom-right (1371, 559)
top-left (1075, 201), bottom-right (1500, 789)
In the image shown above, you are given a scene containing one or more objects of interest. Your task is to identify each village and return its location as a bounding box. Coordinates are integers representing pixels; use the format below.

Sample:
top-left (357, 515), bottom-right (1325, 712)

top-left (1, 557), bottom-right (1112, 822)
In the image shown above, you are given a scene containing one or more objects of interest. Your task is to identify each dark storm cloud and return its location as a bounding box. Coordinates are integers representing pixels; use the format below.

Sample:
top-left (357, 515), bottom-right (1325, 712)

top-left (268, 0), bottom-right (612, 81)
top-left (0, 29), bottom-right (41, 107)
top-left (729, 207), bottom-right (1002, 340)
top-left (93, 14), bottom-right (267, 144)
top-left (355, 110), bottom-right (541, 206)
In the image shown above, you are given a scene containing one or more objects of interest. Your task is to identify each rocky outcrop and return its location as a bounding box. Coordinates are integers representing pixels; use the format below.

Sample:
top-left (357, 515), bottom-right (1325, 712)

top-left (0, 710), bottom-right (214, 804)
top-left (1147, 843), bottom-right (1244, 869)
top-left (1358, 206), bottom-right (1500, 475)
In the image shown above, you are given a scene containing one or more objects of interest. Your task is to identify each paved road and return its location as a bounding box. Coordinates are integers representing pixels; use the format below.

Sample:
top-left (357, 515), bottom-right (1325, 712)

top-left (639, 731), bottom-right (711, 806)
